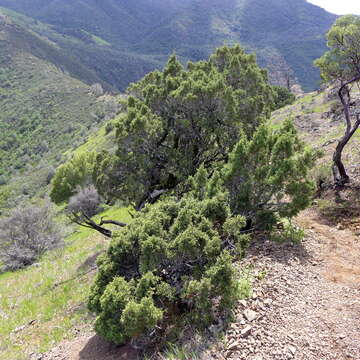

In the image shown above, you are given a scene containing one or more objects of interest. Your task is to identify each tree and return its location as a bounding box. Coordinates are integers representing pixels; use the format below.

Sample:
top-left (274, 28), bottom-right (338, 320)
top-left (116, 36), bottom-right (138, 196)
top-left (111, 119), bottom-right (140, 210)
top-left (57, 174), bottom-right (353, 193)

top-left (315, 15), bottom-right (360, 186)
top-left (0, 201), bottom-right (63, 271)
top-left (99, 45), bottom-right (274, 209)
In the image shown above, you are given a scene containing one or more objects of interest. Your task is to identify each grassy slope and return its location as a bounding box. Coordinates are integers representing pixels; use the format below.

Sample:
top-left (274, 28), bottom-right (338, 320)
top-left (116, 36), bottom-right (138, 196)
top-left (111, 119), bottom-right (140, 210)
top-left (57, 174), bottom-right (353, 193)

top-left (0, 6), bottom-right (164, 91)
top-left (0, 207), bottom-right (132, 360)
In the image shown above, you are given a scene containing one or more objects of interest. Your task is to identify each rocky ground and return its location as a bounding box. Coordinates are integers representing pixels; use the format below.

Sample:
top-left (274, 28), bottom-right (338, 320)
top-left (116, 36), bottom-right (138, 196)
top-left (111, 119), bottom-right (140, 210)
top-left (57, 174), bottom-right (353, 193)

top-left (205, 208), bottom-right (360, 360)
top-left (40, 206), bottom-right (360, 360)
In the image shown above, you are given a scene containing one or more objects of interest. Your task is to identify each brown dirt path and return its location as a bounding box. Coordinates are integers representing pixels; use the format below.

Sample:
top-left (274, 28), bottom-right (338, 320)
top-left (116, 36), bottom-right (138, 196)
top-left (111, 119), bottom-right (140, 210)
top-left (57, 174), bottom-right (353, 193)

top-left (297, 208), bottom-right (360, 288)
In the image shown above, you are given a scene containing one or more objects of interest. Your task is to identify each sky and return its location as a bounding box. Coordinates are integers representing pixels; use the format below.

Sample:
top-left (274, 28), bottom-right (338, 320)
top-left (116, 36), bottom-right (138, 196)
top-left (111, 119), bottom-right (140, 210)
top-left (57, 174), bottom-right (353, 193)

top-left (307, 0), bottom-right (360, 15)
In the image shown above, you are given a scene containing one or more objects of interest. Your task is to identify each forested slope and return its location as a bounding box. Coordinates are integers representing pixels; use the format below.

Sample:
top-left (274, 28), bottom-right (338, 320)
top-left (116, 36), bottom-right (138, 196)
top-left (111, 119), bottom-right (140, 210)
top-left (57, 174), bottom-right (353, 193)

top-left (0, 12), bottom-right (120, 207)
top-left (0, 0), bottom-right (337, 91)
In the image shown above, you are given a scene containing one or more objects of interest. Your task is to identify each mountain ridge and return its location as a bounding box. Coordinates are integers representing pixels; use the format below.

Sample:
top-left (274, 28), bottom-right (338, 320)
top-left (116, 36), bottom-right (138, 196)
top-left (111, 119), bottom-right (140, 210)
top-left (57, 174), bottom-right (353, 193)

top-left (0, 0), bottom-right (337, 91)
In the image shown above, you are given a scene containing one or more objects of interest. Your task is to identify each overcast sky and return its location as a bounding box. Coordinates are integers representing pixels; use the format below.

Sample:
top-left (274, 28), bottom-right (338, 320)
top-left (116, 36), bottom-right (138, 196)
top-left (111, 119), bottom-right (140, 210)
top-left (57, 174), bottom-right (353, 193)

top-left (307, 0), bottom-right (360, 15)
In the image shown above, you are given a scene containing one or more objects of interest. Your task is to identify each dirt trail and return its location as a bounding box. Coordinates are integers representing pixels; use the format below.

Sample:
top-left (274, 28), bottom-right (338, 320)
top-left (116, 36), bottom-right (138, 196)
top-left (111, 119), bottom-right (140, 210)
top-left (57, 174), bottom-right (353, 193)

top-left (42, 208), bottom-right (360, 360)
top-left (206, 208), bottom-right (360, 360)
top-left (297, 209), bottom-right (360, 288)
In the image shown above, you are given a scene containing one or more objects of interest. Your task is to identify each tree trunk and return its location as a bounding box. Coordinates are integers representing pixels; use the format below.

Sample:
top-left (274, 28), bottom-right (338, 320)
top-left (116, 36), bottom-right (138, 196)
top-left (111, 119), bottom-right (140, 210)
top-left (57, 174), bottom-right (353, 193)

top-left (332, 137), bottom-right (351, 186)
top-left (333, 77), bottom-right (360, 186)
top-left (332, 114), bottom-right (360, 186)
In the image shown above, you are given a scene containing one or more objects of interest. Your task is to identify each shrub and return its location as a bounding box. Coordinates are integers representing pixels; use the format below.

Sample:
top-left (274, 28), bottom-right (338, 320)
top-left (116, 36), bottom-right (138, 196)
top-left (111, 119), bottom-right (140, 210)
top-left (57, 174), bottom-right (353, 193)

top-left (311, 163), bottom-right (332, 192)
top-left (97, 45), bottom-right (274, 208)
top-left (104, 121), bottom-right (115, 135)
top-left (67, 185), bottom-right (102, 218)
top-left (50, 152), bottom-right (96, 204)
top-left (88, 168), bottom-right (247, 345)
top-left (0, 201), bottom-right (63, 271)
top-left (225, 119), bottom-right (315, 230)
top-left (272, 85), bottom-right (295, 109)
top-left (271, 219), bottom-right (305, 244)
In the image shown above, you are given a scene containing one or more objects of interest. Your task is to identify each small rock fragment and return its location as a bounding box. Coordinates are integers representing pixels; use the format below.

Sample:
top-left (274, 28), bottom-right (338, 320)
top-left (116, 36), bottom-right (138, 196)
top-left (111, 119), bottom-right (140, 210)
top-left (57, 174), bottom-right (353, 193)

top-left (239, 300), bottom-right (247, 308)
top-left (244, 309), bottom-right (258, 322)
top-left (264, 298), bottom-right (272, 306)
top-left (227, 341), bottom-right (241, 351)
top-left (241, 325), bottom-right (252, 337)
top-left (288, 345), bottom-right (297, 355)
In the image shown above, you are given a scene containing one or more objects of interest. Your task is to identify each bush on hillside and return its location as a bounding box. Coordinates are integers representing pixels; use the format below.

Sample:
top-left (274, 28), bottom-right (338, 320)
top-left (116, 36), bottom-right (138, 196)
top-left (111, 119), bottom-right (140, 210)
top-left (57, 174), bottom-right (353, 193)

top-left (272, 85), bottom-right (295, 109)
top-left (88, 168), bottom-right (248, 345)
top-left (87, 47), bottom-right (315, 344)
top-left (67, 185), bottom-right (103, 218)
top-left (225, 119), bottom-right (315, 229)
top-left (50, 152), bottom-right (96, 204)
top-left (0, 201), bottom-right (63, 271)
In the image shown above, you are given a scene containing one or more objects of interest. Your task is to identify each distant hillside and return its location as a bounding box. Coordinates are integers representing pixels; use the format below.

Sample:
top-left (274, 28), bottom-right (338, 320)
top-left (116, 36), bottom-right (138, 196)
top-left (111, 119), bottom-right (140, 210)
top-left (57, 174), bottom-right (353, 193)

top-left (0, 13), bottom-right (121, 206)
top-left (0, 0), bottom-right (337, 91)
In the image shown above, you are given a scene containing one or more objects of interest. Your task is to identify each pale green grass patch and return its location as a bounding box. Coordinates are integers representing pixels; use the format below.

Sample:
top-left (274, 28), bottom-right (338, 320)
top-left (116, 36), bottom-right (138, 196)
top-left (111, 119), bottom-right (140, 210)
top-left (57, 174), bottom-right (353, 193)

top-left (0, 206), bottom-right (131, 360)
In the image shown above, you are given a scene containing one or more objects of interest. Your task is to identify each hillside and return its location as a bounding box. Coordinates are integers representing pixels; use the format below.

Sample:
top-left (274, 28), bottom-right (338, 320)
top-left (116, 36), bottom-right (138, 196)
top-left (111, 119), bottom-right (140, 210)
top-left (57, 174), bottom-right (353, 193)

top-left (0, 0), bottom-right (337, 91)
top-left (0, 12), bottom-right (121, 208)
top-left (272, 87), bottom-right (360, 182)
top-left (1, 87), bottom-right (360, 359)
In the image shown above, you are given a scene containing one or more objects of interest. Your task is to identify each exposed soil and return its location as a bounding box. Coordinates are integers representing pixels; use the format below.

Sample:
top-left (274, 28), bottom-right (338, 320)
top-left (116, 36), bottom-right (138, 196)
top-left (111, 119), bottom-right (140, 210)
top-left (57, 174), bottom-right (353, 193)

top-left (206, 208), bottom-right (360, 360)
top-left (41, 205), bottom-right (360, 360)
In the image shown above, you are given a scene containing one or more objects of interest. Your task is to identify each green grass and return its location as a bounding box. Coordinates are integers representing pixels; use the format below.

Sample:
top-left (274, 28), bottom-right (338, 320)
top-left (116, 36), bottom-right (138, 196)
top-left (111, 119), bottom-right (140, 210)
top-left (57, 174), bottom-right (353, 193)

top-left (91, 34), bottom-right (111, 47)
top-left (159, 344), bottom-right (201, 360)
top-left (0, 206), bottom-right (131, 360)
top-left (64, 121), bottom-right (117, 159)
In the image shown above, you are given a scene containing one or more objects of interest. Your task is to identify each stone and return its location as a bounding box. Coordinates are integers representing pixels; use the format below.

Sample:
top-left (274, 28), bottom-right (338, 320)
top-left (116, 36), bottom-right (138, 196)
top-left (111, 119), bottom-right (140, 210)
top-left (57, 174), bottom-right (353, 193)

top-left (288, 345), bottom-right (297, 355)
top-left (239, 300), bottom-right (247, 308)
top-left (264, 298), bottom-right (273, 306)
top-left (227, 341), bottom-right (241, 351)
top-left (244, 309), bottom-right (258, 322)
top-left (13, 324), bottom-right (26, 333)
top-left (241, 325), bottom-right (252, 337)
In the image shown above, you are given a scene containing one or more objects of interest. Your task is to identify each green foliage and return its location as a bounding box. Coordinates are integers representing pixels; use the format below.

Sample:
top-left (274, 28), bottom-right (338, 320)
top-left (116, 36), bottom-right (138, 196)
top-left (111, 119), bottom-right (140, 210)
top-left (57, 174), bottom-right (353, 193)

top-left (50, 153), bottom-right (96, 204)
top-left (0, 185), bottom-right (12, 211)
top-left (88, 168), bottom-right (247, 345)
top-left (271, 219), bottom-right (305, 244)
top-left (315, 15), bottom-right (360, 83)
top-left (225, 119), bottom-right (315, 229)
top-left (88, 50), bottom-right (316, 345)
top-left (105, 45), bottom-right (274, 207)
top-left (314, 15), bottom-right (360, 184)
top-left (311, 163), bottom-right (332, 191)
top-left (272, 85), bottom-right (295, 109)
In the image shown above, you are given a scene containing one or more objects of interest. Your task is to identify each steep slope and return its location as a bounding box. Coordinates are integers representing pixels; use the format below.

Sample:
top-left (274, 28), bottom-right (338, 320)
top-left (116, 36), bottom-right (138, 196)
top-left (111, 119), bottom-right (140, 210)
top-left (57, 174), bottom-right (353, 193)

top-left (0, 13), bottom-right (121, 205)
top-left (0, 0), bottom-right (337, 91)
top-left (0, 6), bottom-right (163, 91)
top-left (272, 87), bottom-right (360, 180)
